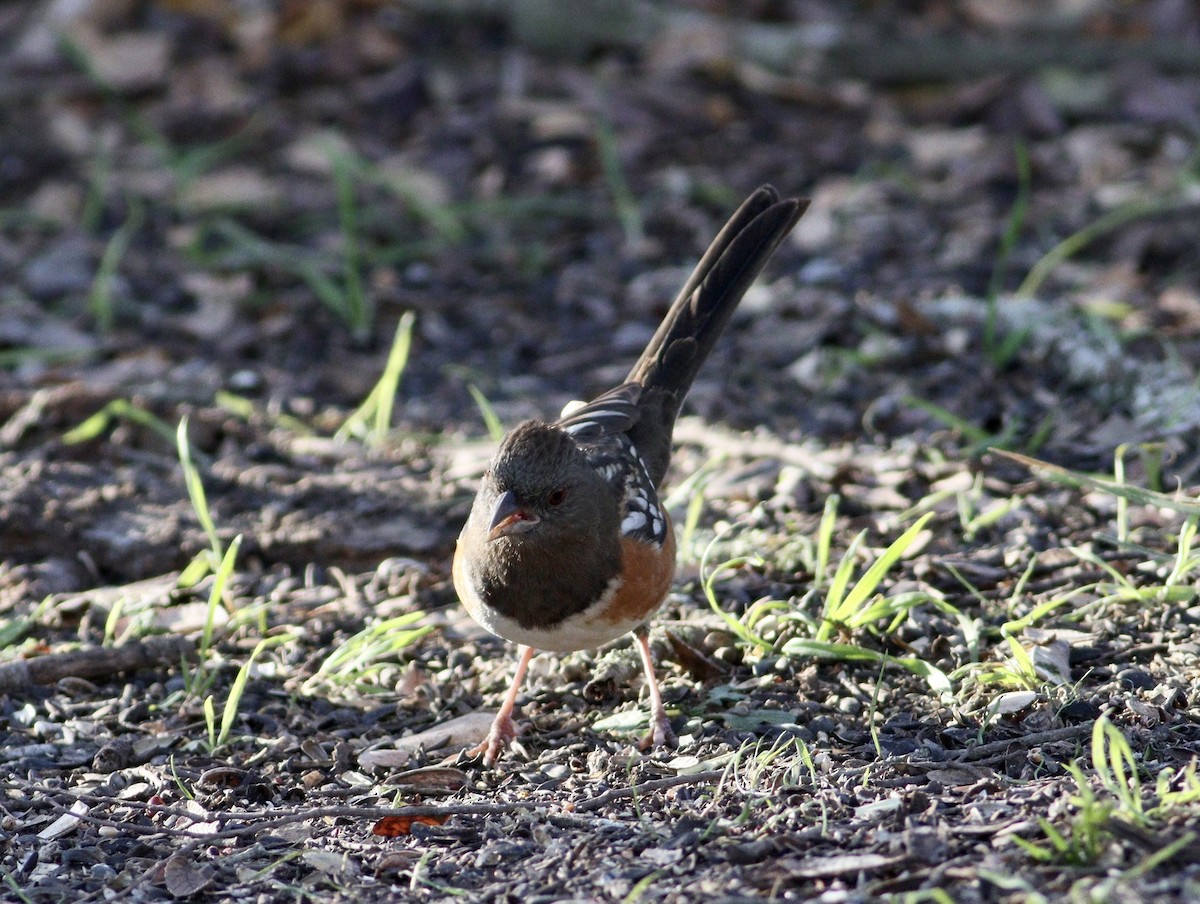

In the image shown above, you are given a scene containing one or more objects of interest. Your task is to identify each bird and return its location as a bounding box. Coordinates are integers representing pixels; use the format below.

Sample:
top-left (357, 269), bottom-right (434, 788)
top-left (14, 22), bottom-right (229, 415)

top-left (453, 185), bottom-right (808, 765)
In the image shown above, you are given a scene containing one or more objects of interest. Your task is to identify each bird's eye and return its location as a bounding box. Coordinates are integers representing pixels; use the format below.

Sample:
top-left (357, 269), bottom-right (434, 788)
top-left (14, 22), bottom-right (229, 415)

top-left (547, 487), bottom-right (568, 506)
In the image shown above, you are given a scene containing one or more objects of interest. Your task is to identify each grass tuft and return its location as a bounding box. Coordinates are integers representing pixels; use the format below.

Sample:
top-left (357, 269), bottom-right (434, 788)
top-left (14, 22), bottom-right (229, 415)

top-left (700, 509), bottom-right (949, 696)
top-left (62, 399), bottom-right (176, 447)
top-left (336, 311), bottom-right (417, 445)
top-left (467, 383), bottom-right (506, 443)
top-left (593, 108), bottom-right (643, 248)
top-left (0, 597), bottom-right (52, 651)
top-left (176, 416), bottom-right (226, 585)
top-left (205, 634), bottom-right (295, 751)
top-left (311, 612), bottom-right (433, 689)
top-left (1014, 715), bottom-right (1200, 871)
top-left (984, 139), bottom-right (1032, 366)
top-left (88, 200), bottom-right (143, 332)
top-left (814, 513), bottom-right (934, 642)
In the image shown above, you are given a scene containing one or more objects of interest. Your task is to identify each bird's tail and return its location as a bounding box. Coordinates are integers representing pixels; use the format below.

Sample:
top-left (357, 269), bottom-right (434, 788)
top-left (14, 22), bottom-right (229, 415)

top-left (626, 186), bottom-right (806, 394)
top-left (627, 186), bottom-right (808, 483)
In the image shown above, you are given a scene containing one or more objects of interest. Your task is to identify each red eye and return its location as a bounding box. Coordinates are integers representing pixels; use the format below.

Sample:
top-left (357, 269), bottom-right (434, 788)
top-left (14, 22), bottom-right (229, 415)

top-left (547, 487), bottom-right (568, 506)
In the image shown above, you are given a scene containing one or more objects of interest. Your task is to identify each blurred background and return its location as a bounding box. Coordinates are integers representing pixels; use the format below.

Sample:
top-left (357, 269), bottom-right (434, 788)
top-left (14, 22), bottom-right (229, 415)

top-left (1, 0), bottom-right (1198, 578)
top-left (4, 9), bottom-right (1200, 900)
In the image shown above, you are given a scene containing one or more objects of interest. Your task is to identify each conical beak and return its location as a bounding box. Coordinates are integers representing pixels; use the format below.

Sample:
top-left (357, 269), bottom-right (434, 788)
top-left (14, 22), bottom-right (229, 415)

top-left (487, 489), bottom-right (539, 541)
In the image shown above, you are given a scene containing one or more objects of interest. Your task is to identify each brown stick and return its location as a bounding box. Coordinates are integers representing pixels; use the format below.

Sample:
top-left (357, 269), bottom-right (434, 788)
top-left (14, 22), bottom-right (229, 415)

top-left (397, 2), bottom-right (1200, 82)
top-left (955, 725), bottom-right (1091, 762)
top-left (0, 635), bottom-right (197, 692)
top-left (575, 769), bottom-right (725, 811)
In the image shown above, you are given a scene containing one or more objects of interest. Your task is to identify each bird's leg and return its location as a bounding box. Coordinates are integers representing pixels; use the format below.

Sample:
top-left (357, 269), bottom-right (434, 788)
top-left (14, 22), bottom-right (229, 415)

top-left (633, 626), bottom-right (677, 750)
top-left (472, 644), bottom-right (536, 766)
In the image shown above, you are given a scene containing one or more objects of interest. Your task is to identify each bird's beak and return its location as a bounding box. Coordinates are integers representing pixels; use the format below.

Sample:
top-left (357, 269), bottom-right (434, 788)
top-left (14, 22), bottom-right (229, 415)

top-left (487, 489), bottom-right (539, 541)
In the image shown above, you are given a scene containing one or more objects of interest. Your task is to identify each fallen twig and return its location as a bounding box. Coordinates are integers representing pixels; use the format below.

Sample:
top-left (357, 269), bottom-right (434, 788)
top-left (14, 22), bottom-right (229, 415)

top-left (575, 769), bottom-right (725, 811)
top-left (955, 725), bottom-right (1091, 763)
top-left (7, 782), bottom-right (552, 842)
top-left (0, 635), bottom-right (197, 692)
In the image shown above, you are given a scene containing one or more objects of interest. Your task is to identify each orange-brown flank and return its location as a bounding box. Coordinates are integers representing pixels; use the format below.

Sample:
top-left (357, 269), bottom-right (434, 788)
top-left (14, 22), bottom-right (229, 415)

top-left (603, 512), bottom-right (676, 626)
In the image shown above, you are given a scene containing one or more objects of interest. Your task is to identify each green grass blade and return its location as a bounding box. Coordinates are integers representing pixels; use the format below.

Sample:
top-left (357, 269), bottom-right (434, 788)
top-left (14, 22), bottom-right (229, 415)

top-left (467, 384), bottom-right (506, 442)
top-left (335, 312), bottom-right (416, 445)
top-left (371, 165), bottom-right (467, 245)
top-left (593, 110), bottom-right (643, 247)
top-left (780, 639), bottom-right (952, 697)
top-left (217, 643), bottom-right (258, 748)
top-left (1113, 443), bottom-right (1130, 543)
top-left (985, 140), bottom-right (1031, 361)
top-left (316, 611), bottom-right (432, 683)
top-left (332, 151), bottom-right (371, 340)
top-left (177, 416), bottom-right (222, 567)
top-left (903, 396), bottom-right (993, 445)
top-left (216, 634), bottom-right (296, 748)
top-left (819, 529), bottom-right (867, 638)
top-left (814, 494), bottom-right (839, 589)
top-left (1165, 516), bottom-right (1199, 588)
top-left (836, 513), bottom-right (933, 620)
top-left (88, 201), bottom-right (143, 332)
top-left (998, 449), bottom-right (1200, 515)
top-left (1017, 197), bottom-right (1176, 299)
top-left (372, 311), bottom-right (415, 440)
top-left (62, 399), bottom-right (176, 446)
top-left (699, 540), bottom-right (771, 651)
top-left (201, 534), bottom-right (242, 657)
top-left (204, 694), bottom-right (217, 749)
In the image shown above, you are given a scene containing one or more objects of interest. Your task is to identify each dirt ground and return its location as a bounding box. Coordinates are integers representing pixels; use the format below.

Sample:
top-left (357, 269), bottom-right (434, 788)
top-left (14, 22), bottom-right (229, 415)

top-left (3, 1), bottom-right (1200, 901)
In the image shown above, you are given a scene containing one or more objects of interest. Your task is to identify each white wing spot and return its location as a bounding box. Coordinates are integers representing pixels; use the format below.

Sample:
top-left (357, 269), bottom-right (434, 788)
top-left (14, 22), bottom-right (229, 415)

top-left (621, 510), bottom-right (648, 533)
top-left (578, 430), bottom-right (667, 547)
top-left (564, 420), bottom-right (600, 435)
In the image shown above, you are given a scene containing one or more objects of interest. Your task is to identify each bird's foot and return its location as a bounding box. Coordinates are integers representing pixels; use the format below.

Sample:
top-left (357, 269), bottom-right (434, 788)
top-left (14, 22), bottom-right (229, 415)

top-left (469, 711), bottom-right (519, 767)
top-left (468, 645), bottom-right (535, 767)
top-left (638, 706), bottom-right (678, 751)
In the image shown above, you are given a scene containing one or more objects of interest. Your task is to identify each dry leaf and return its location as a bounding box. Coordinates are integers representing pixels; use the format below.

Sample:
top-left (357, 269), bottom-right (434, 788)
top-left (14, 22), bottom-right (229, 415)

top-left (372, 813), bottom-right (449, 837)
top-left (164, 853), bottom-right (214, 898)
top-left (37, 801), bottom-right (87, 841)
top-left (389, 766), bottom-right (470, 793)
top-left (358, 711), bottom-right (495, 769)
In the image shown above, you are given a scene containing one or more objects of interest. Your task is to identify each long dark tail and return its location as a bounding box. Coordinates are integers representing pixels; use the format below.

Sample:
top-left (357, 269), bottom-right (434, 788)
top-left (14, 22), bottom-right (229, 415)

top-left (628, 186), bottom-right (808, 484)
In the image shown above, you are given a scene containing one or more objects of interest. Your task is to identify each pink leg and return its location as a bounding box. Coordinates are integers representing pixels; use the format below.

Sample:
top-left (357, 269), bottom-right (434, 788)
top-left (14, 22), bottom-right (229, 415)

top-left (633, 628), bottom-right (677, 750)
top-left (472, 644), bottom-right (536, 766)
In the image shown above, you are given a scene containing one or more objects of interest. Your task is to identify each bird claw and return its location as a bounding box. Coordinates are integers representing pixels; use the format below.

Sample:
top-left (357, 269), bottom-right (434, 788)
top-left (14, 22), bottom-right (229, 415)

top-left (469, 712), bottom-right (519, 766)
top-left (638, 710), bottom-right (678, 751)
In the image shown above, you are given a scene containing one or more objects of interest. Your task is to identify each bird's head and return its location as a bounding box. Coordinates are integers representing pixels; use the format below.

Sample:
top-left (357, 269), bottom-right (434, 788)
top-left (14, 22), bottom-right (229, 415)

top-left (473, 421), bottom-right (613, 549)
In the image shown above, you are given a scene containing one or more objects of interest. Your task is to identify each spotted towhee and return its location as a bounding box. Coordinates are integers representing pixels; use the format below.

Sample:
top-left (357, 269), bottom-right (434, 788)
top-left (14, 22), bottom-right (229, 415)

top-left (454, 186), bottom-right (808, 765)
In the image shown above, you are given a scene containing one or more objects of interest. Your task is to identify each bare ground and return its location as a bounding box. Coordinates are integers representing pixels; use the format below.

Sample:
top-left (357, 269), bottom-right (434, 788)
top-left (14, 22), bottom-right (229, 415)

top-left (3, 2), bottom-right (1200, 901)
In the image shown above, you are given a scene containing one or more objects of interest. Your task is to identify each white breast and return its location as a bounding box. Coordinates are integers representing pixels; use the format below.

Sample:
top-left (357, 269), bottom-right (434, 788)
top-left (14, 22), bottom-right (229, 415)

top-left (457, 551), bottom-right (636, 652)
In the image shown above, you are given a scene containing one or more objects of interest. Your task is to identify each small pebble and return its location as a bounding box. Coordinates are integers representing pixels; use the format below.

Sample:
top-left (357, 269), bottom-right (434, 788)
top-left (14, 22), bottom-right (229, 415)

top-left (228, 369), bottom-right (262, 392)
top-left (713, 646), bottom-right (743, 665)
top-left (838, 698), bottom-right (862, 715)
top-left (23, 236), bottom-right (94, 300)
top-left (91, 864), bottom-right (117, 882)
top-left (702, 631), bottom-right (732, 652)
top-left (1116, 668), bottom-right (1156, 691)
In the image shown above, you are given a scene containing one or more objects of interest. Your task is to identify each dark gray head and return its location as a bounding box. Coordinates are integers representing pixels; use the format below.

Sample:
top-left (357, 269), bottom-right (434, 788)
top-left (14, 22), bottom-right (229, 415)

top-left (464, 420), bottom-right (625, 628)
top-left (473, 420), bottom-right (615, 549)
